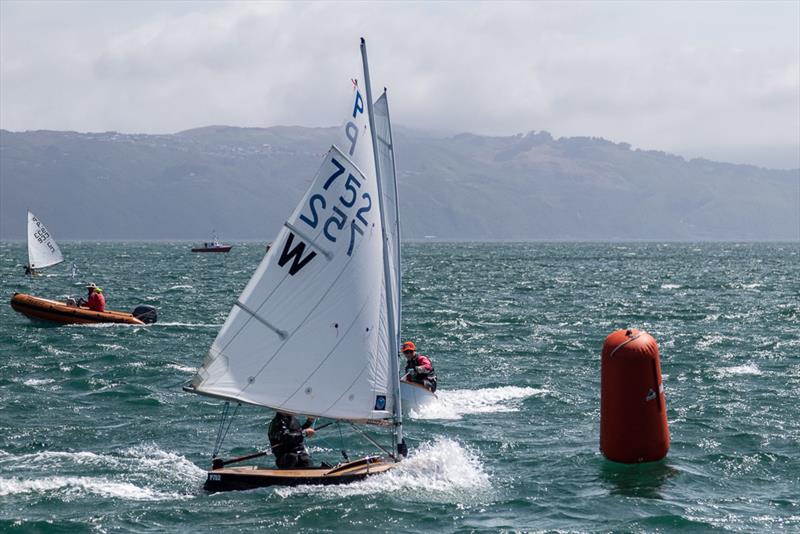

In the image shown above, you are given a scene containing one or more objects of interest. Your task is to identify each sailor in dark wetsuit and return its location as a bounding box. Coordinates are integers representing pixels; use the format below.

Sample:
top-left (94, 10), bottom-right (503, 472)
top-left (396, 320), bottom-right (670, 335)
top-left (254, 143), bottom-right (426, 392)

top-left (268, 412), bottom-right (316, 469)
top-left (401, 341), bottom-right (438, 392)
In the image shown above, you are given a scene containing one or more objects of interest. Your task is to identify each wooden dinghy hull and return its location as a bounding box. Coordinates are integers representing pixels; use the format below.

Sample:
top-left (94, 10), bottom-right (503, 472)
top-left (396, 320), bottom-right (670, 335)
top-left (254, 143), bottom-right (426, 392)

top-left (204, 456), bottom-right (395, 492)
top-left (10, 293), bottom-right (146, 325)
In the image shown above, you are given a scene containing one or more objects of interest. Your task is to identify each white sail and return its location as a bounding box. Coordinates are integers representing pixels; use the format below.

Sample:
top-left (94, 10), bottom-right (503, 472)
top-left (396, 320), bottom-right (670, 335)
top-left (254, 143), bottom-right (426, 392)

top-left (373, 92), bottom-right (402, 346)
top-left (190, 78), bottom-right (395, 422)
top-left (27, 211), bottom-right (64, 270)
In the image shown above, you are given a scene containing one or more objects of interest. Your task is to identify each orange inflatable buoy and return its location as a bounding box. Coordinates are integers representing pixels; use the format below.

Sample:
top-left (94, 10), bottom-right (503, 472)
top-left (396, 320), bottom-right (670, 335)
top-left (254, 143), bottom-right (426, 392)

top-left (600, 329), bottom-right (669, 463)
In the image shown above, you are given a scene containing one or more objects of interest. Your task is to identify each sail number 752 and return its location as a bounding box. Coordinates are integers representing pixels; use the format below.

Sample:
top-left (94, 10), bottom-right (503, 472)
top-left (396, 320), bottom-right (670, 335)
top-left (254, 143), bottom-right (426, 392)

top-left (298, 157), bottom-right (372, 256)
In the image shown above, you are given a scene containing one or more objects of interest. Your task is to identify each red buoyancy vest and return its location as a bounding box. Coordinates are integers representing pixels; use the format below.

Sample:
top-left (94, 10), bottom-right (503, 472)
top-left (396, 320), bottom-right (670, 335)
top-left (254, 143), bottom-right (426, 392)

top-left (87, 292), bottom-right (106, 312)
top-left (405, 354), bottom-right (434, 374)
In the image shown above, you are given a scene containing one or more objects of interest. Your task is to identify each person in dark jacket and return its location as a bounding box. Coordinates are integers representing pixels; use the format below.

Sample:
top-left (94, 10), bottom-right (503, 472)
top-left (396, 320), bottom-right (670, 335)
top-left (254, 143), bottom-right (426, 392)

top-left (268, 412), bottom-right (316, 469)
top-left (401, 341), bottom-right (437, 392)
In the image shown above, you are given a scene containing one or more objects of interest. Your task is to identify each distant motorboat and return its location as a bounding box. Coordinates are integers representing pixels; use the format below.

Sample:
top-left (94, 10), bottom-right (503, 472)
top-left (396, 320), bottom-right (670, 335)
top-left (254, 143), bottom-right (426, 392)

top-left (192, 234), bottom-right (232, 253)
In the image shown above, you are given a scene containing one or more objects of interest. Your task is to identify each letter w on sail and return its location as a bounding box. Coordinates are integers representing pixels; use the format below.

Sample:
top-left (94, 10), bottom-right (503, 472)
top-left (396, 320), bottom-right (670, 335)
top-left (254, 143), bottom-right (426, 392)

top-left (278, 232), bottom-right (318, 275)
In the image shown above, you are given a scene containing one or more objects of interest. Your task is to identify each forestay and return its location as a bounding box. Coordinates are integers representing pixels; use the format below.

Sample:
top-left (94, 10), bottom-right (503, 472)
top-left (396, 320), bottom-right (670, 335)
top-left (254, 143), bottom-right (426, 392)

top-left (190, 81), bottom-right (395, 422)
top-left (27, 211), bottom-right (64, 270)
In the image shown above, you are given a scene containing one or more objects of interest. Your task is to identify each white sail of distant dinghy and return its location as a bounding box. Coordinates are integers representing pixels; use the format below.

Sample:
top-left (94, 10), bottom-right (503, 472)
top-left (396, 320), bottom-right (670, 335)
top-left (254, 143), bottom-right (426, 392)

top-left (26, 211), bottom-right (64, 272)
top-left (185, 39), bottom-right (408, 490)
top-left (374, 93), bottom-right (438, 414)
top-left (373, 92), bottom-right (402, 351)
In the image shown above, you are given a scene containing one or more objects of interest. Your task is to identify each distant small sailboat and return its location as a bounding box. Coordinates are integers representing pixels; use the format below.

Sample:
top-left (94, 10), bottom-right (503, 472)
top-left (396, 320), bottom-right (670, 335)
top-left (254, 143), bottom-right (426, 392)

top-left (184, 39), bottom-right (415, 491)
top-left (25, 211), bottom-right (64, 275)
top-left (192, 233), bottom-right (232, 253)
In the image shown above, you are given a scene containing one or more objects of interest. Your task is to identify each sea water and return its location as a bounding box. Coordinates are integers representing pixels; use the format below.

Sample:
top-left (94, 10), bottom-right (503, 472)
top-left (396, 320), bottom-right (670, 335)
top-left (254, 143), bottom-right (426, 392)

top-left (0, 241), bottom-right (798, 532)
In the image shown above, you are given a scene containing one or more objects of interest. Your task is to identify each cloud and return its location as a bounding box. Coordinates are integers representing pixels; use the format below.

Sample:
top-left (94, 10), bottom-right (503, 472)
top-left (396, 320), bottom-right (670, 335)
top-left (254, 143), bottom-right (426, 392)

top-left (1, 0), bottom-right (798, 168)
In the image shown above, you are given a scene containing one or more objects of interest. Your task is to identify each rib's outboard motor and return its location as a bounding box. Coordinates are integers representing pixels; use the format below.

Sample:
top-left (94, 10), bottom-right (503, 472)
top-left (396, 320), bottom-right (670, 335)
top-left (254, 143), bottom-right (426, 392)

top-left (132, 305), bottom-right (158, 324)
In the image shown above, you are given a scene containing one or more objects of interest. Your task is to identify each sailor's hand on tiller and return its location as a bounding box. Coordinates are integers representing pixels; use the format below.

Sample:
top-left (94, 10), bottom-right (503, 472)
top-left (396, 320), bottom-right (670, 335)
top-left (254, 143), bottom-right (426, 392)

top-left (303, 428), bottom-right (315, 437)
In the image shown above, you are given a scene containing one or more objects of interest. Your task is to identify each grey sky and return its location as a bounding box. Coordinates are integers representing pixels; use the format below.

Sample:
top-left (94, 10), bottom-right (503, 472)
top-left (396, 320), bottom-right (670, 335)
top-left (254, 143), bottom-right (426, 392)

top-left (1, 1), bottom-right (798, 169)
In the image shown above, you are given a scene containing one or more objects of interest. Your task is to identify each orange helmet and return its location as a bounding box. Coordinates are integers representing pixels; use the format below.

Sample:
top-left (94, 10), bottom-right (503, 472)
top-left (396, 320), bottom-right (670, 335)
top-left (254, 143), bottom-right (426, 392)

top-left (401, 341), bottom-right (416, 352)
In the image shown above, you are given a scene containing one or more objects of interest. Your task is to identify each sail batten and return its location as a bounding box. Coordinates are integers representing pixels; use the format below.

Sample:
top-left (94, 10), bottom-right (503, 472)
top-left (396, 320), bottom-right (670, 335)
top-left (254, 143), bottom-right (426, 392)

top-left (233, 301), bottom-right (287, 340)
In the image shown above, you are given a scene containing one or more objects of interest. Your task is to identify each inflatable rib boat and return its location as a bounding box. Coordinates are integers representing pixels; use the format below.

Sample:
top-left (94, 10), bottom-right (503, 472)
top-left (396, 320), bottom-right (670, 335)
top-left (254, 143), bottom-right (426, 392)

top-left (10, 293), bottom-right (157, 325)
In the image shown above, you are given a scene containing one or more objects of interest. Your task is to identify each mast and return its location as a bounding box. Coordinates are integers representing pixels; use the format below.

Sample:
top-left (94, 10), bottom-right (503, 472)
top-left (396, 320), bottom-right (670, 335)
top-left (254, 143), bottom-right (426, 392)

top-left (360, 37), bottom-right (404, 456)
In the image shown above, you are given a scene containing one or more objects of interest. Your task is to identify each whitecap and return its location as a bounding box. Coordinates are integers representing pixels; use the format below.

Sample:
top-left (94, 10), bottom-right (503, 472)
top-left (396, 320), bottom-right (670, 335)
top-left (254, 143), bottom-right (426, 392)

top-left (408, 386), bottom-right (547, 420)
top-left (739, 283), bottom-right (763, 290)
top-left (166, 363), bottom-right (196, 374)
top-left (697, 334), bottom-right (725, 349)
top-left (0, 476), bottom-right (177, 500)
top-left (166, 285), bottom-right (194, 291)
top-left (22, 378), bottom-right (55, 387)
top-left (119, 444), bottom-right (207, 483)
top-left (1, 445), bottom-right (205, 493)
top-left (660, 283), bottom-right (682, 290)
top-left (716, 363), bottom-right (763, 377)
top-left (99, 343), bottom-right (126, 351)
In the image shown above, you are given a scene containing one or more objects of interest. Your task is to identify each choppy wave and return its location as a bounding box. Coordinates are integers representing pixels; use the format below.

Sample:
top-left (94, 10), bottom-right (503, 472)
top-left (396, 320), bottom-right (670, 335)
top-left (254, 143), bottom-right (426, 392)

top-left (0, 476), bottom-right (177, 500)
top-left (0, 445), bottom-right (205, 501)
top-left (408, 386), bottom-right (546, 420)
top-left (661, 284), bottom-right (682, 290)
top-left (1, 241), bottom-right (798, 532)
top-left (98, 343), bottom-right (127, 351)
top-left (716, 363), bottom-right (763, 377)
top-left (166, 285), bottom-right (194, 292)
top-left (21, 378), bottom-right (55, 387)
top-left (166, 363), bottom-right (196, 374)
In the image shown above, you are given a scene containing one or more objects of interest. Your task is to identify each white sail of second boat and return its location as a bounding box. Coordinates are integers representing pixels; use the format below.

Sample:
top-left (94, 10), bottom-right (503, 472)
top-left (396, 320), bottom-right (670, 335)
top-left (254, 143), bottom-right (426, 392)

top-left (27, 211), bottom-right (64, 271)
top-left (373, 92), bottom-right (402, 349)
top-left (189, 60), bottom-right (396, 423)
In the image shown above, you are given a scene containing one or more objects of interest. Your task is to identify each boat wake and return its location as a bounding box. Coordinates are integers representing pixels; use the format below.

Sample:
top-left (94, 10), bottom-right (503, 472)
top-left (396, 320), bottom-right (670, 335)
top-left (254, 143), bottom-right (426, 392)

top-left (0, 445), bottom-right (205, 501)
top-left (408, 386), bottom-right (547, 420)
top-left (154, 322), bottom-right (224, 328)
top-left (65, 322), bottom-right (140, 329)
top-left (274, 438), bottom-right (490, 500)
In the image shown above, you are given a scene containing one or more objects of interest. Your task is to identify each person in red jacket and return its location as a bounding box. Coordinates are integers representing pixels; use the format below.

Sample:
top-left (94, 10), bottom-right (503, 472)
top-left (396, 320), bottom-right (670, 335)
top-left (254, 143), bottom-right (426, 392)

top-left (401, 341), bottom-right (437, 392)
top-left (82, 283), bottom-right (106, 312)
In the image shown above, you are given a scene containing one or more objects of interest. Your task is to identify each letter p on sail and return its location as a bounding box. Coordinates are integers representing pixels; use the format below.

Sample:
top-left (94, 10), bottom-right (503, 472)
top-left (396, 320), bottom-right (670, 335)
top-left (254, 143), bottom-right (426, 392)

top-left (352, 90), bottom-right (364, 118)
